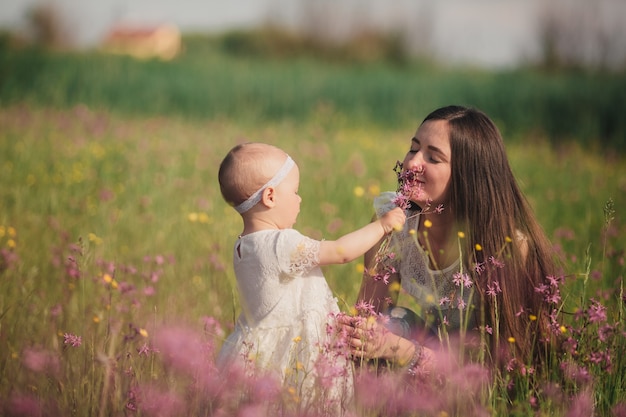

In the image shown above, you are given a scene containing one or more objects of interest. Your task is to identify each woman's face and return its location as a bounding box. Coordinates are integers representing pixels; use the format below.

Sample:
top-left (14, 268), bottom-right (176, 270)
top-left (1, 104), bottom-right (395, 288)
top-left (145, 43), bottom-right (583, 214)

top-left (402, 119), bottom-right (452, 207)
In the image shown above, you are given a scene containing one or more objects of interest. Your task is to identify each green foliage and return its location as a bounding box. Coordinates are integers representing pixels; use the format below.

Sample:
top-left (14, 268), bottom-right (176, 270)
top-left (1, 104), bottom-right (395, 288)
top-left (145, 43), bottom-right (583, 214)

top-left (1, 34), bottom-right (625, 151)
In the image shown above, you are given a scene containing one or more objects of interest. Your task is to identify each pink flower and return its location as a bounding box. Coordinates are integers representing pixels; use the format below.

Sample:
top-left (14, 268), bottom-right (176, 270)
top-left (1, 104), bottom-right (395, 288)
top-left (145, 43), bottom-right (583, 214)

top-left (63, 333), bottom-right (82, 347)
top-left (22, 347), bottom-right (60, 375)
top-left (587, 299), bottom-right (607, 323)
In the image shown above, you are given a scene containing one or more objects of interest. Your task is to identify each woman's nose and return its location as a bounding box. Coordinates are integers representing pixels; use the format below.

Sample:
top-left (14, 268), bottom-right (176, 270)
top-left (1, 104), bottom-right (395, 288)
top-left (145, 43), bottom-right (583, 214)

top-left (404, 152), bottom-right (424, 173)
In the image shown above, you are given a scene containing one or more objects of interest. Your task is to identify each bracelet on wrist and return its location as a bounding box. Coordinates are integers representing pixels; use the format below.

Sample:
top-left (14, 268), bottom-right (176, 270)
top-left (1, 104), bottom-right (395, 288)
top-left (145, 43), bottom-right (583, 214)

top-left (406, 341), bottom-right (423, 376)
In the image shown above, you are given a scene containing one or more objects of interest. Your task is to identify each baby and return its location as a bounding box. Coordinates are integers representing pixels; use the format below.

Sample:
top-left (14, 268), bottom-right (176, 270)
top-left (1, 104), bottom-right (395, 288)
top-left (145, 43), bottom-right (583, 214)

top-left (217, 142), bottom-right (405, 413)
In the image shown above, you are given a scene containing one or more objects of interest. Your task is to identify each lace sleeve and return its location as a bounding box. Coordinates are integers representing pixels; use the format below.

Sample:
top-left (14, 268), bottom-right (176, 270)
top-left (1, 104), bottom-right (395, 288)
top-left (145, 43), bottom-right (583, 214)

top-left (288, 236), bottom-right (320, 275)
top-left (271, 228), bottom-right (319, 276)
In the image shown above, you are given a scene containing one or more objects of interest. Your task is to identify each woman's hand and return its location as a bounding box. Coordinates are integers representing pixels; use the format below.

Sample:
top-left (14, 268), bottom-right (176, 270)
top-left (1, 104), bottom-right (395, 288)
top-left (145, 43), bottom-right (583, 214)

top-left (337, 314), bottom-right (412, 363)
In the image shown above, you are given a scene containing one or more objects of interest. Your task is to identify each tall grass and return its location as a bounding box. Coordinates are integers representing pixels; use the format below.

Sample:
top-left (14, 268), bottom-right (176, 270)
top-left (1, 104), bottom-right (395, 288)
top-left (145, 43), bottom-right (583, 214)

top-left (0, 104), bottom-right (624, 415)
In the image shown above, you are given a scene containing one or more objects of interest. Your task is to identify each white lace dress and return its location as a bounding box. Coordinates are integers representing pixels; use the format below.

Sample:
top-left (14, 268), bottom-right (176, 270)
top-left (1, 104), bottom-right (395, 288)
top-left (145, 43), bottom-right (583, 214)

top-left (217, 229), bottom-right (353, 411)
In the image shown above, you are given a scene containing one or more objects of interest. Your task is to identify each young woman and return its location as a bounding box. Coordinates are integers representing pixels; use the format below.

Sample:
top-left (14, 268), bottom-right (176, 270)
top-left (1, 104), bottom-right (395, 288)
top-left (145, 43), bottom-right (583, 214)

top-left (342, 105), bottom-right (558, 373)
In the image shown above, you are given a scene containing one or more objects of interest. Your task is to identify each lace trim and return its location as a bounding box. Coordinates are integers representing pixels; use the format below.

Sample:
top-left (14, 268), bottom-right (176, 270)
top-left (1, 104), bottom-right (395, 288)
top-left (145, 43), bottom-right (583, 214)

top-left (288, 237), bottom-right (320, 275)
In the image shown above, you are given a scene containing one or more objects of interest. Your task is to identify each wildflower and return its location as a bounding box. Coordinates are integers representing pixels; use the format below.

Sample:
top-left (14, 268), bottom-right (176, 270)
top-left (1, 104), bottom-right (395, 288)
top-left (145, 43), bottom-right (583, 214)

top-left (137, 343), bottom-right (152, 356)
top-left (368, 184), bottom-right (380, 196)
top-left (473, 261), bottom-right (485, 275)
top-left (355, 300), bottom-right (375, 316)
top-left (488, 255), bottom-right (505, 268)
top-left (439, 296), bottom-right (450, 306)
top-left (484, 325), bottom-right (493, 335)
top-left (353, 186), bottom-right (365, 197)
top-left (292, 336), bottom-right (302, 343)
top-left (5, 393), bottom-right (42, 417)
top-left (598, 324), bottom-right (615, 342)
top-left (546, 274), bottom-right (561, 287)
top-left (507, 337), bottom-right (516, 344)
top-left (103, 273), bottom-right (113, 284)
top-left (457, 231), bottom-right (465, 238)
top-left (139, 328), bottom-right (149, 338)
top-left (22, 348), bottom-right (60, 375)
top-left (50, 304), bottom-right (62, 317)
top-left (474, 243), bottom-right (482, 251)
top-left (424, 219), bottom-right (432, 228)
top-left (559, 325), bottom-right (567, 334)
top-left (63, 333), bottom-right (82, 347)
top-left (587, 299), bottom-right (607, 323)
top-left (453, 272), bottom-right (472, 288)
top-left (505, 236), bottom-right (512, 243)
top-left (529, 314), bottom-right (537, 321)
top-left (355, 263), bottom-right (365, 273)
top-left (486, 281), bottom-right (501, 296)
top-left (409, 229), bottom-right (416, 235)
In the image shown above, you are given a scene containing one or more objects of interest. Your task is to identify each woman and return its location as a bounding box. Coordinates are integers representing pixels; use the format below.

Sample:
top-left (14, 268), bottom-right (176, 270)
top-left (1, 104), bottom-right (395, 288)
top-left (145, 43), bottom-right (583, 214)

top-left (343, 105), bottom-right (559, 373)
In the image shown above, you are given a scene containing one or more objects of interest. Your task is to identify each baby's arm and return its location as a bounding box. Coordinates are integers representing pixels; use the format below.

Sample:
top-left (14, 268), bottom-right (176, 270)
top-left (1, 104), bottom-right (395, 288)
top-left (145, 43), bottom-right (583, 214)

top-left (318, 207), bottom-right (405, 265)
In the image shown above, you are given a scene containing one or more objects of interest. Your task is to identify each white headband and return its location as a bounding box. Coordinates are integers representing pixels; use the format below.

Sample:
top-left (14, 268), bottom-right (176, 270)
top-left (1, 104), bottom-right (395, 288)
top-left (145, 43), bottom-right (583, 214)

top-left (234, 155), bottom-right (295, 214)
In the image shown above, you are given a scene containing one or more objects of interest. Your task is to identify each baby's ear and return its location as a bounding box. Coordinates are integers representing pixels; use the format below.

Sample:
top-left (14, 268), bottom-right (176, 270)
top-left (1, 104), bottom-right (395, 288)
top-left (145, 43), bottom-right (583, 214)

top-left (261, 187), bottom-right (276, 208)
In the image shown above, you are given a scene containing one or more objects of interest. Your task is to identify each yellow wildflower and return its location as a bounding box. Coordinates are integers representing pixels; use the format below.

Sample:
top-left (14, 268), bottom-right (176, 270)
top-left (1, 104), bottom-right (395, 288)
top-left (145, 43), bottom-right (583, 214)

top-left (529, 314), bottom-right (537, 321)
top-left (457, 231), bottom-right (465, 238)
top-left (389, 282), bottom-right (401, 293)
top-left (475, 243), bottom-right (483, 251)
top-left (353, 186), bottom-right (365, 197)
top-left (423, 219), bottom-right (432, 228)
top-left (507, 337), bottom-right (516, 343)
top-left (293, 336), bottom-right (302, 343)
top-left (139, 328), bottom-right (149, 338)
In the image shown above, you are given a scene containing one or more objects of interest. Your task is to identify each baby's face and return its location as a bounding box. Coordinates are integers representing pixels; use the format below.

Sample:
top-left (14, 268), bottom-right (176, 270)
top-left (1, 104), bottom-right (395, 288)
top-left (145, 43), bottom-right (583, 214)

top-left (273, 164), bottom-right (301, 229)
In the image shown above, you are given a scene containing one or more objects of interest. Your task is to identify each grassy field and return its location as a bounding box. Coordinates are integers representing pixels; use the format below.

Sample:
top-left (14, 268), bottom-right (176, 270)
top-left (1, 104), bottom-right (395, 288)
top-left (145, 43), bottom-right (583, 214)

top-left (1, 37), bottom-right (625, 415)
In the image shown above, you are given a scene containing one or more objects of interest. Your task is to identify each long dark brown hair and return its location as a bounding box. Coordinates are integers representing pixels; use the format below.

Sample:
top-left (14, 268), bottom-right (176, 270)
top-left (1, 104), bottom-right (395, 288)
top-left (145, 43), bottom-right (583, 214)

top-left (423, 105), bottom-right (558, 363)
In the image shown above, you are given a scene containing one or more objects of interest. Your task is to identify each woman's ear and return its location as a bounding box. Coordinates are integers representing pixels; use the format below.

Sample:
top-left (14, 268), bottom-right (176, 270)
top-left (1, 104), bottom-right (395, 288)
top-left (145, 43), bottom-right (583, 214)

top-left (261, 187), bottom-right (276, 208)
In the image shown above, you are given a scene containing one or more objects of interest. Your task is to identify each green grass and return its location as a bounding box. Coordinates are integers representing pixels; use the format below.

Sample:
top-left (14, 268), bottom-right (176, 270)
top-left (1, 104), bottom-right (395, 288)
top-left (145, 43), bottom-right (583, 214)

top-left (1, 34), bottom-right (625, 150)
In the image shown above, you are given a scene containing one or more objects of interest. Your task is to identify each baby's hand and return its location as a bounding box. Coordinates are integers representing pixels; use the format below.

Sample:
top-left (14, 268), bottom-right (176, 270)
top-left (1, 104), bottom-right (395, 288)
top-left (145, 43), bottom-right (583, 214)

top-left (379, 207), bottom-right (406, 234)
